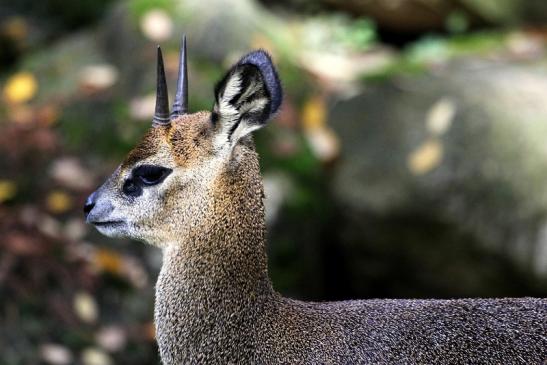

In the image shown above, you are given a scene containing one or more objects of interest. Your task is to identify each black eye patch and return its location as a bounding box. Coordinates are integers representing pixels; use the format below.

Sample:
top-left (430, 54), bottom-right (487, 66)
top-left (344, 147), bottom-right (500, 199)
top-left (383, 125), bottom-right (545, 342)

top-left (123, 179), bottom-right (142, 197)
top-left (122, 165), bottom-right (173, 197)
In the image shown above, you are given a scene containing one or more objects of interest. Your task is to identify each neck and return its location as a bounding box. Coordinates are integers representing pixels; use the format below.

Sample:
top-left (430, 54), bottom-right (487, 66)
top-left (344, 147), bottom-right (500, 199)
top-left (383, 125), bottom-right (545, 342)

top-left (159, 208), bottom-right (272, 297)
top-left (154, 163), bottom-right (275, 363)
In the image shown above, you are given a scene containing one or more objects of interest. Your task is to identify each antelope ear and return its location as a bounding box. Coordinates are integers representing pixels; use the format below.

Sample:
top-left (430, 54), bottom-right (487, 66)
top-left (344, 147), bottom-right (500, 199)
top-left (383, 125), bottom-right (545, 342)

top-left (212, 50), bottom-right (282, 150)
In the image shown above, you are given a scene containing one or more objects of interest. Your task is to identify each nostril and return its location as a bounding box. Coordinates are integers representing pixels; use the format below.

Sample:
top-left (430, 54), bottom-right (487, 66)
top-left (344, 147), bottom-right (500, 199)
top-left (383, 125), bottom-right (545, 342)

top-left (84, 192), bottom-right (97, 216)
top-left (83, 201), bottom-right (95, 215)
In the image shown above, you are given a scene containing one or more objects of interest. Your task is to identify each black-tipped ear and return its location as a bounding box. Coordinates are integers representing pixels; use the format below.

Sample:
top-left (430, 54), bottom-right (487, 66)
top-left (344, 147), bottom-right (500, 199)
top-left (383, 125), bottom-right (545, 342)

top-left (212, 50), bottom-right (282, 150)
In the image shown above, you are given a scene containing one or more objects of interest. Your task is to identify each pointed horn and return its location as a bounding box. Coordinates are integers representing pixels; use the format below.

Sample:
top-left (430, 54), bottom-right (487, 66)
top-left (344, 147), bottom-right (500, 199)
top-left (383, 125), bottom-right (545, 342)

top-left (153, 46), bottom-right (170, 127)
top-left (171, 35), bottom-right (188, 119)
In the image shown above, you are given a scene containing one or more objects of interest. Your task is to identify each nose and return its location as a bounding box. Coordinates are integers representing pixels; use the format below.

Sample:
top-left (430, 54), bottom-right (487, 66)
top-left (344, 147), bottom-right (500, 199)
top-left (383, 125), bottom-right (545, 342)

top-left (84, 191), bottom-right (97, 217)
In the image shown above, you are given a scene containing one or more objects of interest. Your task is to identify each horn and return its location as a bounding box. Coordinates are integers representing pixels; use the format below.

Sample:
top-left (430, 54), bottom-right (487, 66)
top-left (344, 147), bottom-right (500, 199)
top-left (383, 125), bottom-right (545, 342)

top-left (171, 35), bottom-right (188, 119)
top-left (153, 46), bottom-right (170, 127)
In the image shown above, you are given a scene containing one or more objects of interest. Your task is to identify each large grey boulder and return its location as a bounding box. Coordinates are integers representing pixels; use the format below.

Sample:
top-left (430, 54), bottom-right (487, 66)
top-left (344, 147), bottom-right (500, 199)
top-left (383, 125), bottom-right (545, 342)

top-left (329, 57), bottom-right (547, 297)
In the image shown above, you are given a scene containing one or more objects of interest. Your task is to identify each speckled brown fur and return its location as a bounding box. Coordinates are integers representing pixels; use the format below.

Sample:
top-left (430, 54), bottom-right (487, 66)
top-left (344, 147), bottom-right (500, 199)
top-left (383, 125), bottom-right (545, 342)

top-left (167, 112), bottom-right (214, 167)
top-left (122, 127), bottom-right (163, 168)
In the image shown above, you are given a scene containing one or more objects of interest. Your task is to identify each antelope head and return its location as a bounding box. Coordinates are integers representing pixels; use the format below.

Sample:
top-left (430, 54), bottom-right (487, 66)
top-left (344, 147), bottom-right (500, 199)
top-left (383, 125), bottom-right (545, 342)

top-left (84, 37), bottom-right (282, 247)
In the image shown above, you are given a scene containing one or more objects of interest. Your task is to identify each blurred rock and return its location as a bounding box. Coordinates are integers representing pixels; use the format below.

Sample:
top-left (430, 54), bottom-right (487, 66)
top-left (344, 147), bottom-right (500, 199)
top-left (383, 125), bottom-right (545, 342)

top-left (323, 0), bottom-right (460, 32)
top-left (262, 0), bottom-right (478, 33)
top-left (460, 0), bottom-right (547, 25)
top-left (522, 0), bottom-right (547, 24)
top-left (459, 0), bottom-right (517, 24)
top-left (330, 56), bottom-right (547, 287)
top-left (263, 0), bottom-right (547, 33)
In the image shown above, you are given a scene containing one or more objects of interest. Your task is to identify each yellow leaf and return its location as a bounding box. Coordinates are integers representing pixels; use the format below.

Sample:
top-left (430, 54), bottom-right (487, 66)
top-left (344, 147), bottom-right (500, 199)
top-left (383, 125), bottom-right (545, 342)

top-left (408, 139), bottom-right (443, 175)
top-left (302, 95), bottom-right (326, 130)
top-left (426, 97), bottom-right (455, 136)
top-left (93, 248), bottom-right (122, 275)
top-left (46, 190), bottom-right (73, 214)
top-left (3, 72), bottom-right (38, 104)
top-left (81, 348), bottom-right (113, 365)
top-left (0, 180), bottom-right (17, 203)
top-left (73, 292), bottom-right (98, 324)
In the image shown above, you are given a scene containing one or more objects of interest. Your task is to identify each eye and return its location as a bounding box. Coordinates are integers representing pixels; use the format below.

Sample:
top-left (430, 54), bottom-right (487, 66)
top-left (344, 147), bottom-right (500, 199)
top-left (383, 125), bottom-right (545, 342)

top-left (132, 165), bottom-right (172, 186)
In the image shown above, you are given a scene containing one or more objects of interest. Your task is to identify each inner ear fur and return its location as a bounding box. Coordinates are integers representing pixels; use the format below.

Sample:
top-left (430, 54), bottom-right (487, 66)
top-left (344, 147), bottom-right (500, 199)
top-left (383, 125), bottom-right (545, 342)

top-left (216, 64), bottom-right (271, 123)
top-left (212, 50), bottom-right (282, 150)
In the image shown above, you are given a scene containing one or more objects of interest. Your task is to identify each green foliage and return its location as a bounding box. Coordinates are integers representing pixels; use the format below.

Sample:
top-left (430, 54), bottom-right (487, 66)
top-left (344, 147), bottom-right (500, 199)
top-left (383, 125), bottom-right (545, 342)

top-left (335, 17), bottom-right (377, 52)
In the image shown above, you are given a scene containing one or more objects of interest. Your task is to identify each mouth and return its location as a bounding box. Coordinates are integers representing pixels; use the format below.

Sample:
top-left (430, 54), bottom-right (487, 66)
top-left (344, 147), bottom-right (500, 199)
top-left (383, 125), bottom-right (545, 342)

top-left (90, 220), bottom-right (125, 227)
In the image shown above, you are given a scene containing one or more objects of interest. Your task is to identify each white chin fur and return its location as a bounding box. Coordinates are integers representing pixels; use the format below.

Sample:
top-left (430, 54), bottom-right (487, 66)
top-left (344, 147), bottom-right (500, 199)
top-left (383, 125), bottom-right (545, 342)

top-left (95, 223), bottom-right (129, 238)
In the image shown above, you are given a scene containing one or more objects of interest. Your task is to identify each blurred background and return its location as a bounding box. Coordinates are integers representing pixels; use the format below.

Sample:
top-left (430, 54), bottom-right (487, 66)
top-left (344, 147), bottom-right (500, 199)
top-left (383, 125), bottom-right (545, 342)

top-left (1, 0), bottom-right (547, 363)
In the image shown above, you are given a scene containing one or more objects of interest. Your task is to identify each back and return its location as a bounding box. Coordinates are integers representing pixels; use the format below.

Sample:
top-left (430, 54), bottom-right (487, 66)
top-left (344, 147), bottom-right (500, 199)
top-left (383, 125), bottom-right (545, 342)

top-left (256, 296), bottom-right (547, 364)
